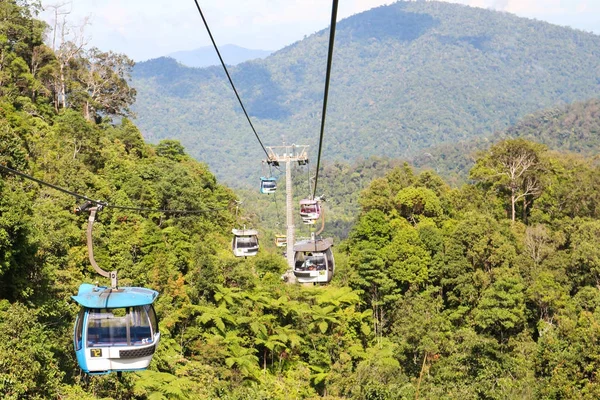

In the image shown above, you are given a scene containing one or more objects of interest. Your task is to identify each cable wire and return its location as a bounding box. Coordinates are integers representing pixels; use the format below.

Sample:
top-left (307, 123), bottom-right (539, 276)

top-left (312, 0), bottom-right (339, 199)
top-left (0, 164), bottom-right (228, 215)
top-left (192, 0), bottom-right (270, 158)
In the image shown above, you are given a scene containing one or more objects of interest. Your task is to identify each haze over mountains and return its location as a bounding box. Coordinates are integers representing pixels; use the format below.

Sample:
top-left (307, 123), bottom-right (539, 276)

top-left (166, 44), bottom-right (272, 68)
top-left (131, 1), bottom-right (600, 187)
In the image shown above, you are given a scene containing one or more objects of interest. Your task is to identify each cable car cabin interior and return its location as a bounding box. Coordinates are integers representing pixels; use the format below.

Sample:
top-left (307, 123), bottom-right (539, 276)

top-left (72, 283), bottom-right (160, 375)
top-left (293, 238), bottom-right (334, 284)
top-left (232, 228), bottom-right (259, 257)
top-left (299, 199), bottom-right (321, 221)
top-left (260, 177), bottom-right (277, 194)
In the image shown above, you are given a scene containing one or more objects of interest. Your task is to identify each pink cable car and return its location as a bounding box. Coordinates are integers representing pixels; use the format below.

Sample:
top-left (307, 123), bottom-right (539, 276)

top-left (299, 199), bottom-right (321, 222)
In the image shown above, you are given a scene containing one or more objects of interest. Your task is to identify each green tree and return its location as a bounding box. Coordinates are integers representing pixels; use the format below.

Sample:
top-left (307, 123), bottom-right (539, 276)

top-left (74, 47), bottom-right (136, 121)
top-left (0, 301), bottom-right (63, 399)
top-left (473, 267), bottom-right (526, 340)
top-left (395, 185), bottom-right (443, 223)
top-left (470, 139), bottom-right (546, 223)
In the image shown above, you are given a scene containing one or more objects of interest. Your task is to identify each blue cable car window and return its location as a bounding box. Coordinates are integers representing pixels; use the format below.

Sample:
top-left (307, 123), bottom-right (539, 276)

top-left (87, 308), bottom-right (129, 346)
top-left (130, 307), bottom-right (153, 345)
top-left (74, 308), bottom-right (85, 351)
top-left (146, 305), bottom-right (159, 336)
top-left (87, 307), bottom-right (155, 347)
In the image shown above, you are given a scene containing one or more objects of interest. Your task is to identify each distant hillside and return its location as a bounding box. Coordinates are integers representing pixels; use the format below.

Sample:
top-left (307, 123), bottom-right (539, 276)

top-left (167, 44), bottom-right (272, 68)
top-left (413, 97), bottom-right (600, 182)
top-left (131, 1), bottom-right (600, 186)
top-left (504, 98), bottom-right (600, 153)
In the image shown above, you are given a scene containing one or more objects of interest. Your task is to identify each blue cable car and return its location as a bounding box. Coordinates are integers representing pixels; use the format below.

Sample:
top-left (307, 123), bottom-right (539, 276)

top-left (260, 177), bottom-right (277, 194)
top-left (72, 283), bottom-right (160, 375)
top-left (72, 202), bottom-right (160, 375)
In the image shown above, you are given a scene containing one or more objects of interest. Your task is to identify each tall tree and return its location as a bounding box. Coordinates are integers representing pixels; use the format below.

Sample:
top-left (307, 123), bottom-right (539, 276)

top-left (470, 139), bottom-right (546, 222)
top-left (74, 47), bottom-right (136, 121)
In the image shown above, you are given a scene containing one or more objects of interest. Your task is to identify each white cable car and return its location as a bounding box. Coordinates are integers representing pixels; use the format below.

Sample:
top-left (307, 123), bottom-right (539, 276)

top-left (293, 237), bottom-right (334, 284)
top-left (232, 228), bottom-right (259, 257)
top-left (299, 199), bottom-right (321, 221)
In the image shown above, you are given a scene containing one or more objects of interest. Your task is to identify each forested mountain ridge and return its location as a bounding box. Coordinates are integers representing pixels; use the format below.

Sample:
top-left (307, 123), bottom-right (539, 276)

top-left (413, 97), bottom-right (600, 182)
top-left (132, 0), bottom-right (600, 186)
top-left (167, 44), bottom-right (272, 68)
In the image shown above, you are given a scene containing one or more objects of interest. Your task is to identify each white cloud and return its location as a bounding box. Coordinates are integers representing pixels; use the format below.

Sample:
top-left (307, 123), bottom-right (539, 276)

top-left (40, 0), bottom-right (598, 61)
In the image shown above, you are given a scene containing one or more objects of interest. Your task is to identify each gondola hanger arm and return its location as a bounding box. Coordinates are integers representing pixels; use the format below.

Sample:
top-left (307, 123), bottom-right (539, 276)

top-left (77, 201), bottom-right (118, 289)
top-left (315, 205), bottom-right (325, 236)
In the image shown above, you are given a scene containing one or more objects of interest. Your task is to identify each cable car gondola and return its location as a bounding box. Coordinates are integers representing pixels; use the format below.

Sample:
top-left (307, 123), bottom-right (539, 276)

top-left (72, 202), bottom-right (160, 375)
top-left (73, 284), bottom-right (160, 375)
top-left (260, 177), bottom-right (277, 194)
top-left (299, 198), bottom-right (321, 222)
top-left (232, 228), bottom-right (259, 257)
top-left (293, 237), bottom-right (334, 284)
top-left (275, 234), bottom-right (287, 247)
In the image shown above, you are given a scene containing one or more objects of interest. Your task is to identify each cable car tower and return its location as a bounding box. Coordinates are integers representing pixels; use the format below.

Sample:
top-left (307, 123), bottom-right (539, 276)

top-left (265, 144), bottom-right (309, 282)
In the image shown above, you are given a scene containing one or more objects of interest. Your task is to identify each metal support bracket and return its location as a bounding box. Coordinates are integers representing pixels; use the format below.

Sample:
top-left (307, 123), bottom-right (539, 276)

top-left (78, 202), bottom-right (118, 289)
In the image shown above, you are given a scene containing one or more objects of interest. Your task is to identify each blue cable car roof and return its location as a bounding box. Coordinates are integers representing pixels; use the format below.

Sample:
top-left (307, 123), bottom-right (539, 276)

top-left (260, 176), bottom-right (276, 181)
top-left (72, 283), bottom-right (158, 308)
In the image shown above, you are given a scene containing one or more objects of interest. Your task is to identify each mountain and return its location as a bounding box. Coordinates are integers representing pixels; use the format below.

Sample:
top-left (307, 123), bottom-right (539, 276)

top-left (166, 44), bottom-right (272, 68)
top-left (131, 1), bottom-right (600, 187)
top-left (413, 97), bottom-right (600, 183)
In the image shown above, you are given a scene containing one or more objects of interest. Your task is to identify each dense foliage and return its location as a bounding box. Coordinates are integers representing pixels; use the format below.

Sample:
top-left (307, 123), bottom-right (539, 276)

top-left (342, 140), bottom-right (600, 399)
top-left (3, 1), bottom-right (600, 399)
top-left (131, 1), bottom-right (600, 186)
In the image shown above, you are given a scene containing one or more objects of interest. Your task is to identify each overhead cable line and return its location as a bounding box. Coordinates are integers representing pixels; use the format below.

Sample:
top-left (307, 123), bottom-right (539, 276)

top-left (192, 0), bottom-right (270, 158)
top-left (0, 164), bottom-right (228, 215)
top-left (312, 0), bottom-right (339, 199)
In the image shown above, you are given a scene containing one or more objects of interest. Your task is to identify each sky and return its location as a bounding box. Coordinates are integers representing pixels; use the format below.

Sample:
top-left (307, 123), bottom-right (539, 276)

top-left (40, 0), bottom-right (600, 62)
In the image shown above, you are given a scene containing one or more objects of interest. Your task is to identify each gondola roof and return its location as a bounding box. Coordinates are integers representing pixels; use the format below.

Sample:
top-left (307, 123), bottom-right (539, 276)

top-left (72, 283), bottom-right (159, 309)
top-left (293, 237), bottom-right (333, 252)
top-left (299, 199), bottom-right (319, 205)
top-left (232, 228), bottom-right (259, 236)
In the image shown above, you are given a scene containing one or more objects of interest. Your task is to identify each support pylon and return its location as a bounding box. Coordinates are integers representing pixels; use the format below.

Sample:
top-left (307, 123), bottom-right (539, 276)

top-left (265, 144), bottom-right (309, 283)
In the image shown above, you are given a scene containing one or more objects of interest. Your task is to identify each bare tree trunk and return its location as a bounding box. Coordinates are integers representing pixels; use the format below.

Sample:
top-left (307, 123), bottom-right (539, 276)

top-left (415, 352), bottom-right (429, 400)
top-left (60, 62), bottom-right (66, 109)
top-left (511, 190), bottom-right (516, 222)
